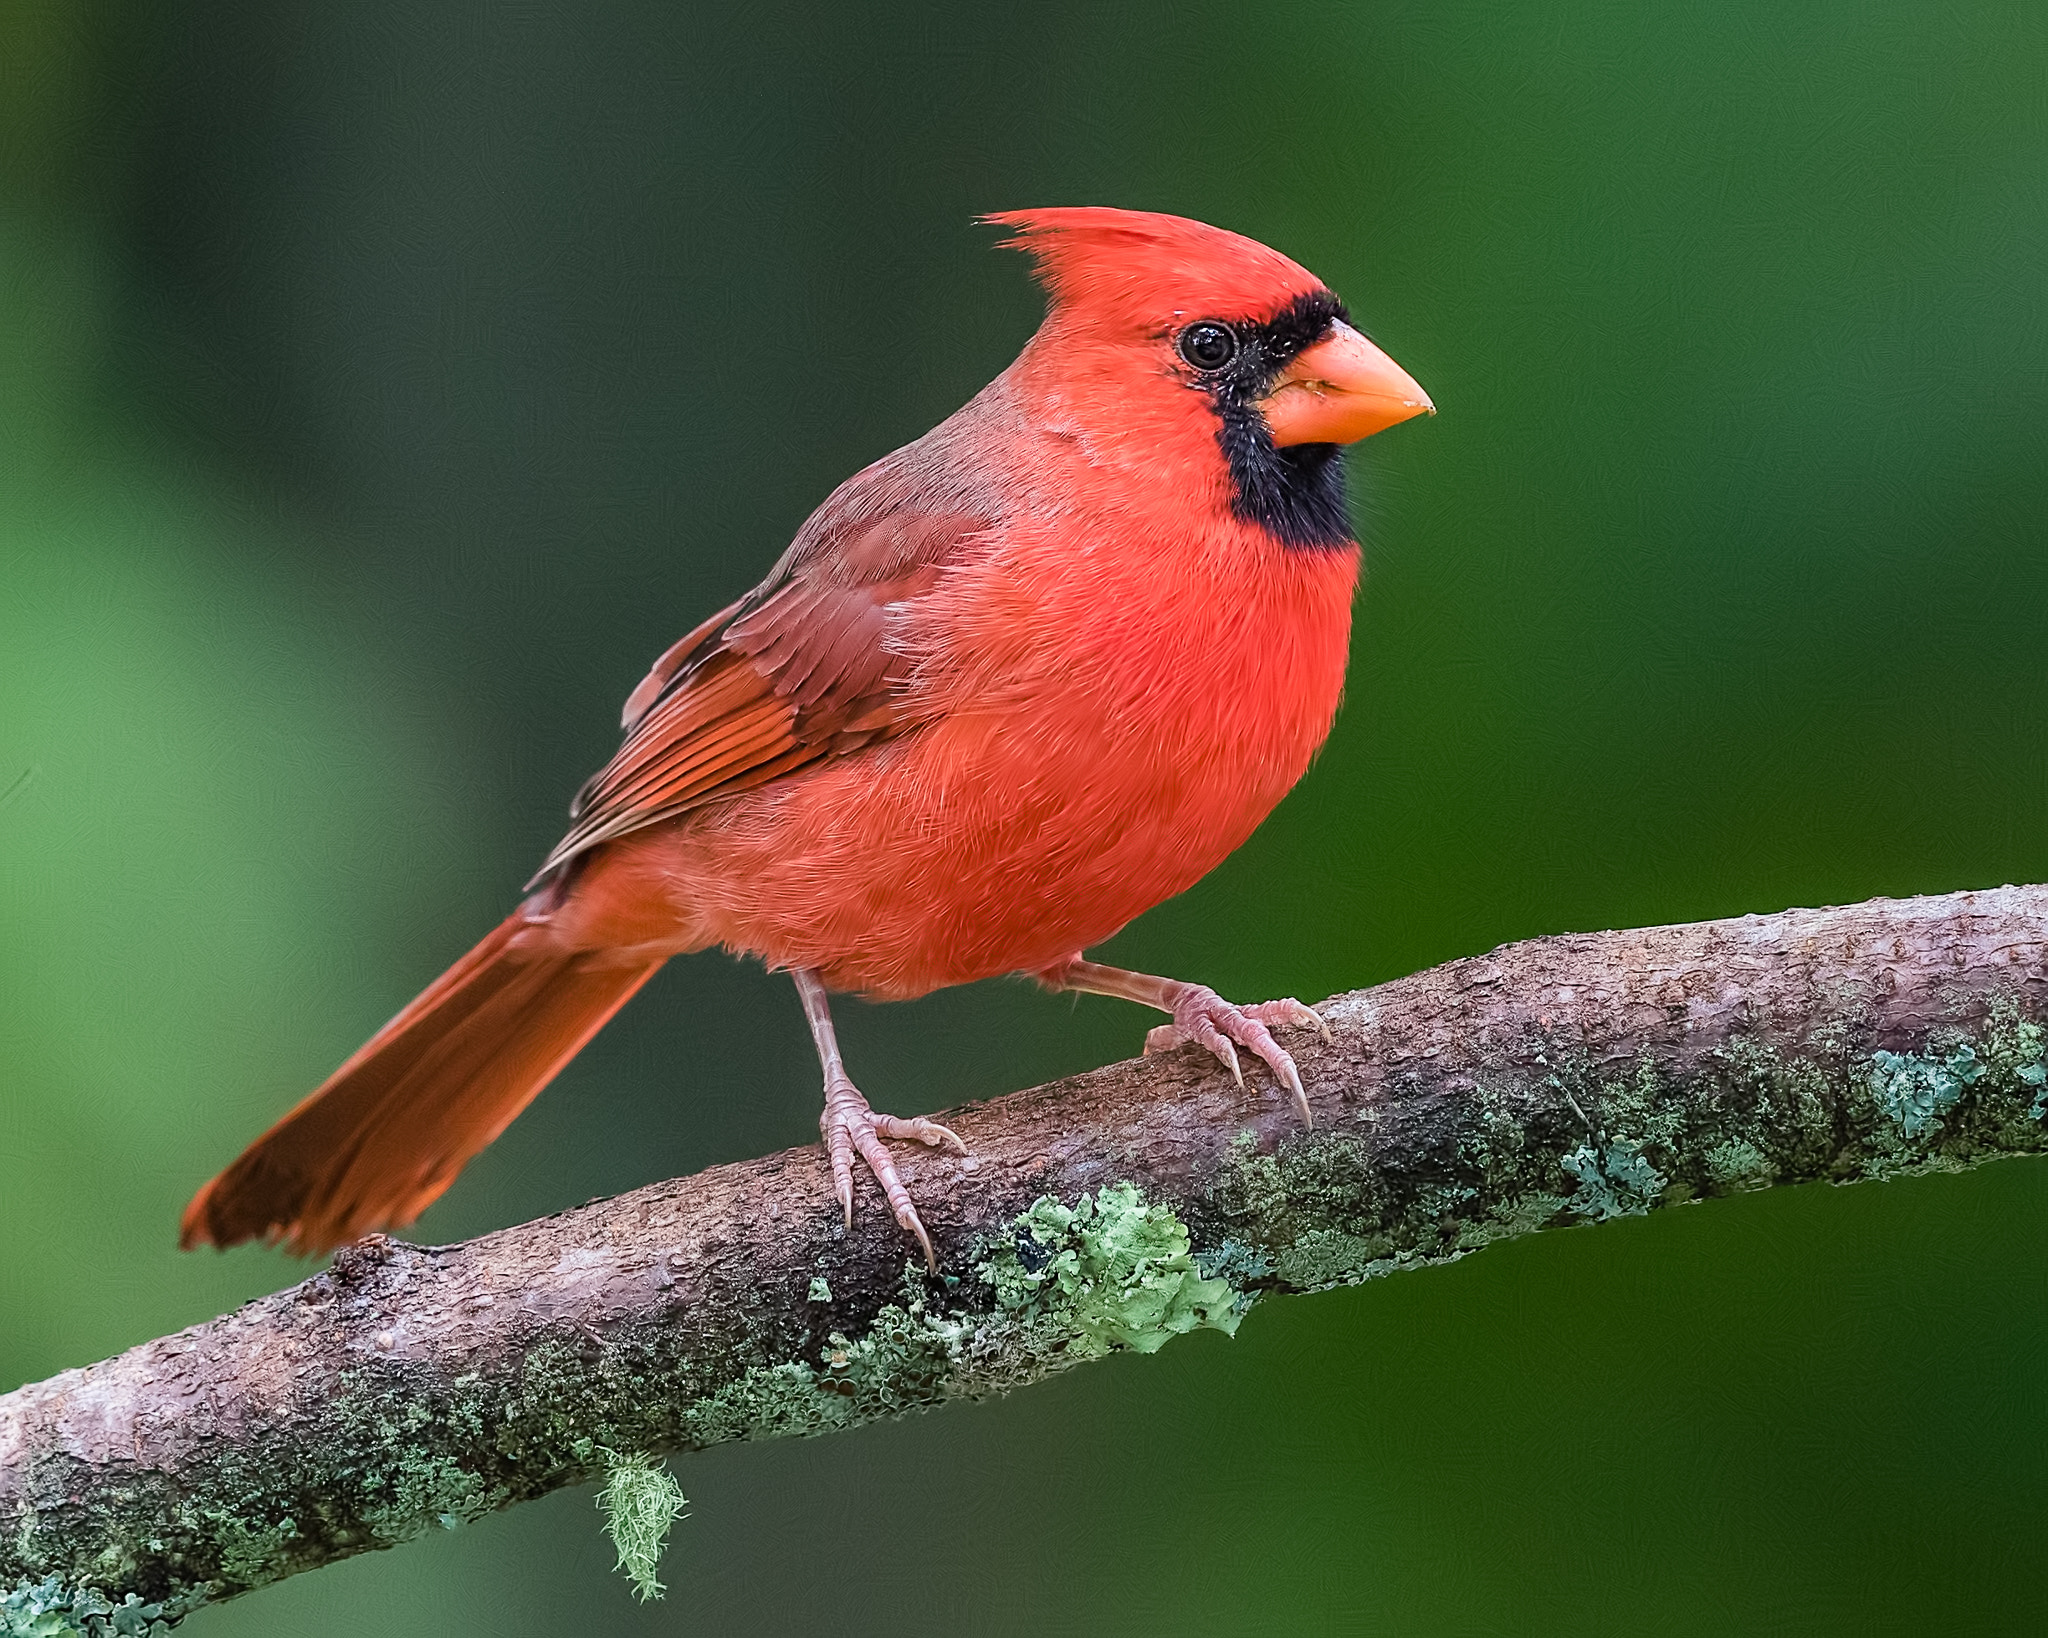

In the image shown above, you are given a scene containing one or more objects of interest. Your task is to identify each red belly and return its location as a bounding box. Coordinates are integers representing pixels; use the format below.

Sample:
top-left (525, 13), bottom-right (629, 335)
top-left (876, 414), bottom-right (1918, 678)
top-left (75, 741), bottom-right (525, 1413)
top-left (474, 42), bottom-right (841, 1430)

top-left (580, 536), bottom-right (1361, 997)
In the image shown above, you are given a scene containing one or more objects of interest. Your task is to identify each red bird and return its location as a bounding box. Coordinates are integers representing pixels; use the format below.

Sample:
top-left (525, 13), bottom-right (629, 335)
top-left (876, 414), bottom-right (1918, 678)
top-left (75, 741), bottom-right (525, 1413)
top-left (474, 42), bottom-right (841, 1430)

top-left (181, 208), bottom-right (1432, 1266)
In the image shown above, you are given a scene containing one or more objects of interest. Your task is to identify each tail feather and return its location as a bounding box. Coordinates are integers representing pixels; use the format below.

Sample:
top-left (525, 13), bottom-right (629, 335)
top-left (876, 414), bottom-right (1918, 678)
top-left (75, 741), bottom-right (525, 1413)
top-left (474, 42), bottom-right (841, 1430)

top-left (181, 911), bottom-right (663, 1254)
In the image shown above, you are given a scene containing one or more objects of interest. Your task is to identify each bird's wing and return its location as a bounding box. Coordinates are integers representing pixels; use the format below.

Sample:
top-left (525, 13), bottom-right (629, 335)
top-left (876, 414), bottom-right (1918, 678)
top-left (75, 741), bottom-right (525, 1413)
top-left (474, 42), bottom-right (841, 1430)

top-left (533, 499), bottom-right (992, 881)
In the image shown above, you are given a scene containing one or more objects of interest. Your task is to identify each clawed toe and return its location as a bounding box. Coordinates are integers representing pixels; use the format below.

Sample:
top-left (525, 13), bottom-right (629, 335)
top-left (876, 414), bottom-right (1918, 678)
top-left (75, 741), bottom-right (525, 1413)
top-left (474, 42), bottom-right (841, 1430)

top-left (820, 1081), bottom-right (961, 1270)
top-left (870, 1112), bottom-right (970, 1155)
top-left (1244, 997), bottom-right (1334, 1042)
top-left (796, 968), bottom-right (966, 1269)
top-left (1147, 988), bottom-right (1324, 1126)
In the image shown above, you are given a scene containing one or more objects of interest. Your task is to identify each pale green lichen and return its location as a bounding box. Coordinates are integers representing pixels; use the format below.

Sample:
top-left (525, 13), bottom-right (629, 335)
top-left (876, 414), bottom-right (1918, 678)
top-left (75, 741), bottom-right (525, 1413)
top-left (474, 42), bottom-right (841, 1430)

top-left (595, 1451), bottom-right (687, 1603)
top-left (313, 1372), bottom-right (497, 1549)
top-left (815, 1285), bottom-right (971, 1413)
top-left (1560, 1136), bottom-right (1668, 1221)
top-left (1, 1578), bottom-right (176, 1638)
top-left (669, 1185), bottom-right (1243, 1456)
top-left (1847, 995), bottom-right (2048, 1177)
top-left (1543, 1051), bottom-right (1675, 1221)
top-left (1870, 1045), bottom-right (1982, 1138)
top-left (597, 1188), bottom-right (1248, 1601)
top-left (1702, 1138), bottom-right (1771, 1187)
top-left (806, 1276), bottom-right (832, 1303)
top-left (359, 1450), bottom-right (485, 1541)
top-left (209, 1513), bottom-right (304, 1591)
top-left (1193, 1237), bottom-right (1274, 1286)
top-left (1699, 1036), bottom-right (1836, 1180)
top-left (670, 1285), bottom-right (966, 1451)
top-left (979, 1183), bottom-right (1241, 1355)
top-left (1193, 1238), bottom-right (1274, 1317)
top-left (25, 994), bottom-right (2048, 1622)
top-left (1199, 997), bottom-right (2048, 1300)
top-left (1979, 994), bottom-right (2048, 1117)
top-left (1271, 1227), bottom-right (1396, 1290)
top-left (679, 1359), bottom-right (846, 1446)
top-left (1557, 1050), bottom-right (1687, 1154)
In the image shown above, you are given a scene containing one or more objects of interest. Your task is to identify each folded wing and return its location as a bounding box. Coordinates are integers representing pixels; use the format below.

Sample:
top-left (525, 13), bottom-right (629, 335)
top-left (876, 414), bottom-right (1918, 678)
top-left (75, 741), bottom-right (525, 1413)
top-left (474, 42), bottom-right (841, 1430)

top-left (534, 500), bottom-right (993, 881)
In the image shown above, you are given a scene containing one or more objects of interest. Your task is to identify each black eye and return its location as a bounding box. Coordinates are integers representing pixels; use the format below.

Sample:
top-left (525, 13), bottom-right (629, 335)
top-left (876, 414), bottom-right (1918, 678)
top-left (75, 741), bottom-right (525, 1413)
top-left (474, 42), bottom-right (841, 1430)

top-left (1176, 321), bottom-right (1238, 372)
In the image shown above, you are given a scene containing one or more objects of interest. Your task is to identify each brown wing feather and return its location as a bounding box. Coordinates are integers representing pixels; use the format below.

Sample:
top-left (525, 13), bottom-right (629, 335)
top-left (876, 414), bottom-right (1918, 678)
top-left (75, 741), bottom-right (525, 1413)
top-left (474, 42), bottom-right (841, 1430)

top-left (534, 502), bottom-right (992, 881)
top-left (619, 599), bottom-right (744, 730)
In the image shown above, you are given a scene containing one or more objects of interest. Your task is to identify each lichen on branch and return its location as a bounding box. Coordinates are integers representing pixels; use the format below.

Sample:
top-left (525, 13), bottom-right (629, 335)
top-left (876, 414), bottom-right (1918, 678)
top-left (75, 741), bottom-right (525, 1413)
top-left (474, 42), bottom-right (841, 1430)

top-left (6, 887), bottom-right (2048, 1632)
top-left (674, 1181), bottom-right (1245, 1453)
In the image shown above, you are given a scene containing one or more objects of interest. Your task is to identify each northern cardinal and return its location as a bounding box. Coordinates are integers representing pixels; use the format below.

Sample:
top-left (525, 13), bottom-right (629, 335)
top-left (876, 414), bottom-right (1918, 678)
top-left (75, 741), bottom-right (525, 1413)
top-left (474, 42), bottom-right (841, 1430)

top-left (181, 207), bottom-right (1432, 1266)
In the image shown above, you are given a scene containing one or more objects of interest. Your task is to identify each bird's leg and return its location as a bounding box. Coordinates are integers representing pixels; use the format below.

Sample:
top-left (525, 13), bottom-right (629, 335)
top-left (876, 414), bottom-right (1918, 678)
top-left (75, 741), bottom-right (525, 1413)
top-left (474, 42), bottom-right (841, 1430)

top-left (793, 968), bottom-right (967, 1270)
top-left (1036, 956), bottom-right (1331, 1126)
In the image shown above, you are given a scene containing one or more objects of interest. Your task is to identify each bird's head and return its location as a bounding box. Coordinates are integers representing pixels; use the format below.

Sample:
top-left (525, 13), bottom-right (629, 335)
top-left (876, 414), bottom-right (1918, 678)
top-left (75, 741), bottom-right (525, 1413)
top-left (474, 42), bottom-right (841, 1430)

top-left (986, 206), bottom-right (1432, 548)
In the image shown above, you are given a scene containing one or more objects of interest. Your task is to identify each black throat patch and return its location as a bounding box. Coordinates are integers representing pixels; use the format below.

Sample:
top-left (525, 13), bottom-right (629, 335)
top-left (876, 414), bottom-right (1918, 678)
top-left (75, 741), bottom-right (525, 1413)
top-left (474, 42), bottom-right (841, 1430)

top-left (1186, 289), bottom-right (1355, 550)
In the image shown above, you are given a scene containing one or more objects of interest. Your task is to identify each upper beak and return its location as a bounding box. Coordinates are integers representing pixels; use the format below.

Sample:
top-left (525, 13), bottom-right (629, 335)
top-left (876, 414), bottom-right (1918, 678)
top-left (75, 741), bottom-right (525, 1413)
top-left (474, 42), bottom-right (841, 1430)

top-left (1256, 319), bottom-right (1434, 447)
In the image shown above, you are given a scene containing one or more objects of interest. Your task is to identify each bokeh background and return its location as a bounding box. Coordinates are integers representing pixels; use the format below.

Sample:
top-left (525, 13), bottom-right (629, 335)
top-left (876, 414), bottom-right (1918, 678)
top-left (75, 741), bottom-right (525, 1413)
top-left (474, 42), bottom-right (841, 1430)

top-left (5, 0), bottom-right (2047, 1631)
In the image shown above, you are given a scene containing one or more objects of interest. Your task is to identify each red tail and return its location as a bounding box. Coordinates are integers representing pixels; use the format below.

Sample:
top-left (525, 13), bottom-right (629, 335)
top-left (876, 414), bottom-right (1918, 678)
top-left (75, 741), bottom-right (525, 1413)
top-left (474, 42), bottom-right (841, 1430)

top-left (181, 911), bottom-right (663, 1254)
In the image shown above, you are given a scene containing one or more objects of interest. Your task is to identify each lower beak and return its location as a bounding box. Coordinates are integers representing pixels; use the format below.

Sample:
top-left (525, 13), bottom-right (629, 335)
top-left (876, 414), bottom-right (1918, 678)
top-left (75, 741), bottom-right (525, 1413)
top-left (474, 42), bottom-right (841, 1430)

top-left (1256, 320), bottom-right (1434, 447)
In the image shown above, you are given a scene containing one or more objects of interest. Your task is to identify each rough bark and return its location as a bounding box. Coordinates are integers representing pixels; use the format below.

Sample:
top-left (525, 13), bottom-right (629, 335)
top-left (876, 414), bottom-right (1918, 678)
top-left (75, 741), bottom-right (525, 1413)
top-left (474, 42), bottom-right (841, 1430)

top-left (7, 886), bottom-right (2048, 1633)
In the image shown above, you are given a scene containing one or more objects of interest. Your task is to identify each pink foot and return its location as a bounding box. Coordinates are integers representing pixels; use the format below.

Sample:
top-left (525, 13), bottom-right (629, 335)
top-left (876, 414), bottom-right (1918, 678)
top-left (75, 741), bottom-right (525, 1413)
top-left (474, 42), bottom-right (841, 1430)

top-left (820, 1076), bottom-right (967, 1269)
top-left (1143, 991), bottom-right (1332, 1125)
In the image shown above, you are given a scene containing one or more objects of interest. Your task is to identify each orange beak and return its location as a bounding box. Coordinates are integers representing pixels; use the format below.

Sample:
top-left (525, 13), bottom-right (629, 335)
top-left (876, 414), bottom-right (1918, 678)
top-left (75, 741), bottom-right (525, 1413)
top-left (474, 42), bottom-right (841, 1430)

top-left (1256, 320), bottom-right (1434, 447)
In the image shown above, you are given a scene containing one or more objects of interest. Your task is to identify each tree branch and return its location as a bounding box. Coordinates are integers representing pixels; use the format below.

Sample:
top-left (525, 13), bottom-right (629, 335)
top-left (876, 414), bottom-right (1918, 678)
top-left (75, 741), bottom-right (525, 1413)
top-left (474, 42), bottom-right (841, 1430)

top-left (8, 887), bottom-right (2048, 1633)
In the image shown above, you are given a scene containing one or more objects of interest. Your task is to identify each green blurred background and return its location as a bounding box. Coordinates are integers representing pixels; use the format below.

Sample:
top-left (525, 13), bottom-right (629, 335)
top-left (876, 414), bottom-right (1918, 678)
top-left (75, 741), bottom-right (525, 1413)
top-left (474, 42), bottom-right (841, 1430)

top-left (4, 0), bottom-right (2046, 1630)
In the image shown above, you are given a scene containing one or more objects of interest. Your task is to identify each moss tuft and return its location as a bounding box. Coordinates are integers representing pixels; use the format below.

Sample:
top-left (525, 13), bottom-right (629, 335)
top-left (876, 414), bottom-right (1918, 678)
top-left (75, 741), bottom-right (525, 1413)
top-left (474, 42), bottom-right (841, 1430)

top-left (595, 1452), bottom-right (687, 1603)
